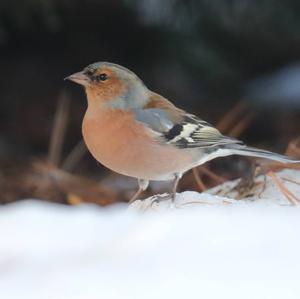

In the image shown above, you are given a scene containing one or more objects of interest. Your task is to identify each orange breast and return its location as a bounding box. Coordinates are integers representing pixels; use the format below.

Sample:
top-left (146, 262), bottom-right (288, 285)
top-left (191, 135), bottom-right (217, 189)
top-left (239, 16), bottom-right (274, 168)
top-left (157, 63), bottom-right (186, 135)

top-left (82, 109), bottom-right (194, 181)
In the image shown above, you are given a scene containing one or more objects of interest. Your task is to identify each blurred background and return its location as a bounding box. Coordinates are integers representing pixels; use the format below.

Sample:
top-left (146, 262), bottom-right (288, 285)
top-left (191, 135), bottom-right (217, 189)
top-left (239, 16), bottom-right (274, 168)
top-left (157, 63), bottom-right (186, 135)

top-left (1, 0), bottom-right (300, 205)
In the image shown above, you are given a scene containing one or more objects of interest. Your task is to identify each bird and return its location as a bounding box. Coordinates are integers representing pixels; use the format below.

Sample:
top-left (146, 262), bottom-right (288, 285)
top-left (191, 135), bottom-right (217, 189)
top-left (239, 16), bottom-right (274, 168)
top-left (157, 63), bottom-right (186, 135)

top-left (66, 62), bottom-right (300, 203)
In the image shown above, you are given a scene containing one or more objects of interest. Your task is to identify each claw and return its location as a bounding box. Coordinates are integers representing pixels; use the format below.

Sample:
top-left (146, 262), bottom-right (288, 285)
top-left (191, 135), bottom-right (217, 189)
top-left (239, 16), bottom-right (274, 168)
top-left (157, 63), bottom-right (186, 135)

top-left (150, 193), bottom-right (172, 207)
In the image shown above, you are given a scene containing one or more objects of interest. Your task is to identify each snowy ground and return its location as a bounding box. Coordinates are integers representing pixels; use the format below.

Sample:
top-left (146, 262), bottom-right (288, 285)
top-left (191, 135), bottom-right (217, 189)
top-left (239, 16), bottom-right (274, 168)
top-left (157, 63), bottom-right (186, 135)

top-left (1, 169), bottom-right (300, 299)
top-left (130, 168), bottom-right (300, 211)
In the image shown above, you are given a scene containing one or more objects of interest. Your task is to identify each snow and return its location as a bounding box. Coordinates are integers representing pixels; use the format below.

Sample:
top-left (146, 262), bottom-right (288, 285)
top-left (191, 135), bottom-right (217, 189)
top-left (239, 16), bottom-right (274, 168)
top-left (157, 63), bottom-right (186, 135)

top-left (1, 169), bottom-right (300, 299)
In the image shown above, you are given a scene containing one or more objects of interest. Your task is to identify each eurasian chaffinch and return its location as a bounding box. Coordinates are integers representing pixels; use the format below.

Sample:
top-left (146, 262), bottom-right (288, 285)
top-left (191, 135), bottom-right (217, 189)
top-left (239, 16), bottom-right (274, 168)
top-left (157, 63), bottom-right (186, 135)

top-left (66, 62), bottom-right (299, 203)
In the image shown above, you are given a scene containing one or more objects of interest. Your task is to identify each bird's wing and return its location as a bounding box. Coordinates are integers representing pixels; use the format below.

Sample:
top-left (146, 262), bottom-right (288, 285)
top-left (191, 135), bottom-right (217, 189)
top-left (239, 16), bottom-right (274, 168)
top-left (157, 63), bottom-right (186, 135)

top-left (133, 107), bottom-right (300, 164)
top-left (162, 113), bottom-right (242, 148)
top-left (133, 94), bottom-right (242, 149)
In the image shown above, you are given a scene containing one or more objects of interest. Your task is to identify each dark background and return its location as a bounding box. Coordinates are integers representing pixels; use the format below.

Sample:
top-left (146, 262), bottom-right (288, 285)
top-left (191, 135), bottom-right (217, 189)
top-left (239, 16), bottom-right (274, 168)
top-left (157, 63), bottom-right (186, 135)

top-left (1, 0), bottom-right (300, 203)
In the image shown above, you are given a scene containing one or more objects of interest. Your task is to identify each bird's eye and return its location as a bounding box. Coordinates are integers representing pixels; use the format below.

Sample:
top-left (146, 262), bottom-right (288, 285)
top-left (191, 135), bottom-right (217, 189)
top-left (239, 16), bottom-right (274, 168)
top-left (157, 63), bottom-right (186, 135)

top-left (96, 73), bottom-right (108, 81)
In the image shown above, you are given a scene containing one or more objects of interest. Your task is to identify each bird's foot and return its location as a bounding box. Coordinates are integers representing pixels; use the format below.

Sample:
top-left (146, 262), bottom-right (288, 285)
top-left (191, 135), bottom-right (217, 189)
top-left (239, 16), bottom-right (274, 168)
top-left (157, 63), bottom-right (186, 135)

top-left (150, 193), bottom-right (175, 207)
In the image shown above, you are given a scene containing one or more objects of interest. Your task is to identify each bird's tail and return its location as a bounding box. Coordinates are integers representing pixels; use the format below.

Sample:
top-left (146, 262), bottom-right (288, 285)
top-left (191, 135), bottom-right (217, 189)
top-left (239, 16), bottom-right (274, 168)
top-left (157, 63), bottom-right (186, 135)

top-left (224, 144), bottom-right (300, 164)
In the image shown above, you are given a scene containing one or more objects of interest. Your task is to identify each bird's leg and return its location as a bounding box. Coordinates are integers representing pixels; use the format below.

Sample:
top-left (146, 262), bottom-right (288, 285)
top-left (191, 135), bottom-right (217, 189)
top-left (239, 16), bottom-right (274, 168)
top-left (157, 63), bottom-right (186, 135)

top-left (170, 173), bottom-right (182, 203)
top-left (129, 179), bottom-right (149, 204)
top-left (150, 173), bottom-right (182, 206)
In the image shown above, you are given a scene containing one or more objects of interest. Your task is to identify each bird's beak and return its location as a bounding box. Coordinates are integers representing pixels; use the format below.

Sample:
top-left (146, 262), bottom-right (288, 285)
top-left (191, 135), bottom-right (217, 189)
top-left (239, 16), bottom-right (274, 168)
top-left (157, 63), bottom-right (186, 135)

top-left (65, 71), bottom-right (90, 86)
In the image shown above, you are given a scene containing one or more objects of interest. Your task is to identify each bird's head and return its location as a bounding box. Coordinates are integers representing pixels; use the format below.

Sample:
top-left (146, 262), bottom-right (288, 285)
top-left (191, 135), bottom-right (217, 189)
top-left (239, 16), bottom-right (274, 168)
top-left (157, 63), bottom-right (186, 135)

top-left (66, 62), bottom-right (149, 109)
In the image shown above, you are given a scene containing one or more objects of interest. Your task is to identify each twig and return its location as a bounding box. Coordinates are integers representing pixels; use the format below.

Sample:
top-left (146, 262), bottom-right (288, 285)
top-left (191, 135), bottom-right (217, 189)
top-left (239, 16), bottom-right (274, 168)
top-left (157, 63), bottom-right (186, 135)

top-left (285, 138), bottom-right (300, 157)
top-left (192, 168), bottom-right (207, 191)
top-left (61, 139), bottom-right (87, 172)
top-left (267, 171), bottom-right (300, 205)
top-left (198, 166), bottom-right (226, 184)
top-left (216, 101), bottom-right (248, 133)
top-left (48, 92), bottom-right (70, 166)
top-left (281, 177), bottom-right (300, 186)
top-left (228, 112), bottom-right (254, 138)
top-left (257, 174), bottom-right (267, 199)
